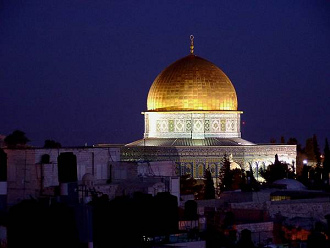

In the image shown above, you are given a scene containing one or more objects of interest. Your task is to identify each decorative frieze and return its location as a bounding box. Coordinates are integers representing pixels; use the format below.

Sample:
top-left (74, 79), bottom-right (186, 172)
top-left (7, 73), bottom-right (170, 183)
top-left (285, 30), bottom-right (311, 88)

top-left (144, 111), bottom-right (242, 139)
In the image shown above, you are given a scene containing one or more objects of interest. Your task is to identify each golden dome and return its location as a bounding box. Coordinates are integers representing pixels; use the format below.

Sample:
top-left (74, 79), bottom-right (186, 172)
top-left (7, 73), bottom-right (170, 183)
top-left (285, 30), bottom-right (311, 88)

top-left (147, 54), bottom-right (238, 111)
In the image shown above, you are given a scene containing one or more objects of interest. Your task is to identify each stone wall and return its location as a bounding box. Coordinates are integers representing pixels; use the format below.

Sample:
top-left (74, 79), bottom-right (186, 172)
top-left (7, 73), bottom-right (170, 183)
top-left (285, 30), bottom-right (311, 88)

top-left (268, 198), bottom-right (330, 220)
top-left (4, 147), bottom-right (120, 207)
top-left (231, 197), bottom-right (330, 221)
top-left (3, 147), bottom-right (179, 207)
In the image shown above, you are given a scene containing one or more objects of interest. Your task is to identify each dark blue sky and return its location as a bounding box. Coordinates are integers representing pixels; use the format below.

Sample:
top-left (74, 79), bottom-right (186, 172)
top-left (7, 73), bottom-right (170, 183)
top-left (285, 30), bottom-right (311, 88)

top-left (1, 1), bottom-right (330, 149)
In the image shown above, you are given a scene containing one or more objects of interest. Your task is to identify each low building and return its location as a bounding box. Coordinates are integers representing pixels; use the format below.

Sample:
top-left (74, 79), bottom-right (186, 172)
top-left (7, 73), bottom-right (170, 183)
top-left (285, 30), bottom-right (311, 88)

top-left (1, 146), bottom-right (179, 208)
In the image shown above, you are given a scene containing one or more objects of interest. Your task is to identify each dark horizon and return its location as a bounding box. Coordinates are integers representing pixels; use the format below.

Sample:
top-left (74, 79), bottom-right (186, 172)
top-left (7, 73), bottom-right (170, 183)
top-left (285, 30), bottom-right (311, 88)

top-left (1, 1), bottom-right (330, 149)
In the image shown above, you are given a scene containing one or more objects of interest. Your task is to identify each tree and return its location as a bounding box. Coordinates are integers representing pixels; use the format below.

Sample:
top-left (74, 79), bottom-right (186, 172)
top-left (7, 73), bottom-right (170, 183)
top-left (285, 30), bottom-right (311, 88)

top-left (4, 130), bottom-right (30, 148)
top-left (259, 154), bottom-right (295, 183)
top-left (203, 168), bottom-right (215, 199)
top-left (44, 139), bottom-right (62, 148)
top-left (313, 134), bottom-right (321, 167)
top-left (287, 137), bottom-right (298, 145)
top-left (287, 137), bottom-right (302, 152)
top-left (218, 154), bottom-right (232, 193)
top-left (217, 154), bottom-right (246, 194)
top-left (231, 168), bottom-right (244, 190)
top-left (323, 138), bottom-right (330, 185)
top-left (246, 164), bottom-right (260, 191)
top-left (287, 137), bottom-right (305, 177)
top-left (308, 165), bottom-right (323, 189)
top-left (305, 137), bottom-right (315, 161)
top-left (298, 162), bottom-right (310, 187)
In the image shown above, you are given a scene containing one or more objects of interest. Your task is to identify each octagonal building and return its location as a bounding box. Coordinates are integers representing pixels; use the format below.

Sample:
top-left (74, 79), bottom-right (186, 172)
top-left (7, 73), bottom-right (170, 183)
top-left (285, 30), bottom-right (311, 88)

top-left (122, 36), bottom-right (296, 181)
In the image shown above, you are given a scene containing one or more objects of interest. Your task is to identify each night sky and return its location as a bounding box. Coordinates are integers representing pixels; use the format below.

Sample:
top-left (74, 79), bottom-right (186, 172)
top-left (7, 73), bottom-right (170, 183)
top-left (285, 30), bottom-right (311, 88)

top-left (1, 1), bottom-right (330, 149)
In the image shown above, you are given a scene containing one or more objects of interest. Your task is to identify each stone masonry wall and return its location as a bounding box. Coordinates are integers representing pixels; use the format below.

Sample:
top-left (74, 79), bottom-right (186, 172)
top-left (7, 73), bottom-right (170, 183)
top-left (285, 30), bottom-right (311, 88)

top-left (231, 198), bottom-right (330, 220)
top-left (4, 147), bottom-right (120, 207)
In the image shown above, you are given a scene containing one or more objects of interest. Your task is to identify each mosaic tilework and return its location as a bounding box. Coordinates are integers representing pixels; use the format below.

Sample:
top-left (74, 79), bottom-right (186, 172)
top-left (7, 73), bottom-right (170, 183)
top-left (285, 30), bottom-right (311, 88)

top-left (186, 120), bottom-right (192, 132)
top-left (169, 120), bottom-right (175, 132)
top-left (175, 119), bottom-right (185, 132)
top-left (211, 120), bottom-right (220, 132)
top-left (221, 119), bottom-right (226, 132)
top-left (144, 112), bottom-right (242, 138)
top-left (193, 119), bottom-right (203, 132)
top-left (205, 120), bottom-right (210, 132)
top-left (226, 119), bottom-right (236, 132)
top-left (156, 120), bottom-right (168, 132)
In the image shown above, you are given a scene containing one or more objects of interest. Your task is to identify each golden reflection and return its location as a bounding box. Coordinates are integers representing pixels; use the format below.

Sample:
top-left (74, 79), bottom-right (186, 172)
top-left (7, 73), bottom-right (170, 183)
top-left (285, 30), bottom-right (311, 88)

top-left (147, 55), bottom-right (238, 111)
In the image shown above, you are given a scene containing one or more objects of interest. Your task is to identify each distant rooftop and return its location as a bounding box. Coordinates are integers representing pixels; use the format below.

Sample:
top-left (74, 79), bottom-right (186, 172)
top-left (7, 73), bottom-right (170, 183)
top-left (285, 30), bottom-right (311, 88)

top-left (273, 179), bottom-right (307, 191)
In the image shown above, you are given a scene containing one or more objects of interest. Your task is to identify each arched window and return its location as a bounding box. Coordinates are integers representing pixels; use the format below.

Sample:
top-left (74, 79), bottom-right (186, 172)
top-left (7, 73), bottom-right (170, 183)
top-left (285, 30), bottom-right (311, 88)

top-left (209, 163), bottom-right (216, 177)
top-left (198, 163), bottom-right (204, 178)
top-left (185, 164), bottom-right (192, 176)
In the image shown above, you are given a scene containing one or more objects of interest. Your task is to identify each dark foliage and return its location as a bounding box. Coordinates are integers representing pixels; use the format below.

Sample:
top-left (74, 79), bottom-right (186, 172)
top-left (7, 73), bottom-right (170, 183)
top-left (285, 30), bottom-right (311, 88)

top-left (259, 154), bottom-right (295, 183)
top-left (308, 166), bottom-right (323, 190)
top-left (4, 130), bottom-right (30, 148)
top-left (218, 154), bottom-right (232, 192)
top-left (218, 154), bottom-right (246, 193)
top-left (245, 164), bottom-right (260, 191)
top-left (313, 134), bottom-right (321, 167)
top-left (230, 168), bottom-right (244, 191)
top-left (287, 137), bottom-right (303, 153)
top-left (44, 139), bottom-right (62, 148)
top-left (204, 168), bottom-right (215, 199)
top-left (323, 138), bottom-right (330, 181)
top-left (299, 163), bottom-right (310, 187)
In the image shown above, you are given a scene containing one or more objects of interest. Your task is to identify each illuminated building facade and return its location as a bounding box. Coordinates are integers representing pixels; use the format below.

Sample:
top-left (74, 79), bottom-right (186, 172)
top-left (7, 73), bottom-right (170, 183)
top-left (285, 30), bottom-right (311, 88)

top-left (121, 36), bottom-right (297, 181)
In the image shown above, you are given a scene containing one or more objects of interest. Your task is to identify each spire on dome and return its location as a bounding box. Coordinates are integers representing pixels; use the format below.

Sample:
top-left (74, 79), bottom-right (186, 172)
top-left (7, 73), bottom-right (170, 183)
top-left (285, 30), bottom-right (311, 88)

top-left (190, 35), bottom-right (194, 54)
